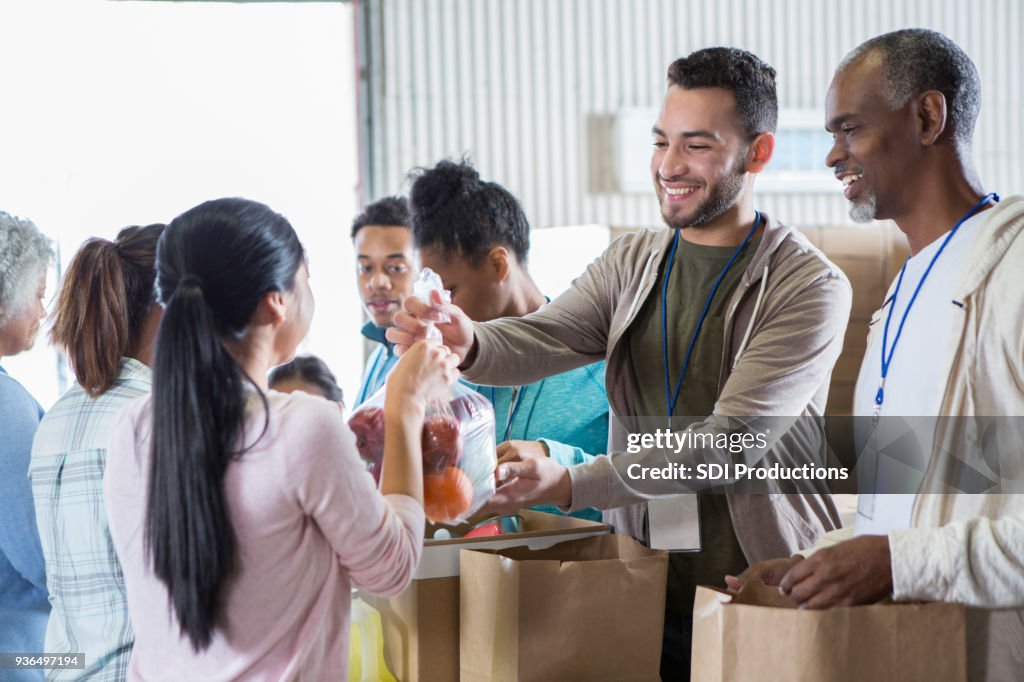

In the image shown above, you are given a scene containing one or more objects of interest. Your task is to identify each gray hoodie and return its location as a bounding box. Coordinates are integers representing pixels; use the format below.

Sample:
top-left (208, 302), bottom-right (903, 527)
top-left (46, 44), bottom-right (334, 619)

top-left (465, 216), bottom-right (852, 563)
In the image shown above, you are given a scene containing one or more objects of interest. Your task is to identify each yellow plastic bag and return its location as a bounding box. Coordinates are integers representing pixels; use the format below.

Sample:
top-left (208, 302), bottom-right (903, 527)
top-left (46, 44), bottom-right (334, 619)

top-left (349, 596), bottom-right (398, 682)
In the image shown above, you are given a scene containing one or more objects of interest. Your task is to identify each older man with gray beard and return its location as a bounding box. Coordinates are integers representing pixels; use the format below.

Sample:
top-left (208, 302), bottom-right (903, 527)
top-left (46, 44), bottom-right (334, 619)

top-left (736, 28), bottom-right (1024, 682)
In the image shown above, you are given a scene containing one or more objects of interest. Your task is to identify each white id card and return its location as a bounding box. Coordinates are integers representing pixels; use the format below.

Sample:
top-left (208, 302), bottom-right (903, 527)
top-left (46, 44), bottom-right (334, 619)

top-left (856, 424), bottom-right (880, 522)
top-left (647, 495), bottom-right (702, 551)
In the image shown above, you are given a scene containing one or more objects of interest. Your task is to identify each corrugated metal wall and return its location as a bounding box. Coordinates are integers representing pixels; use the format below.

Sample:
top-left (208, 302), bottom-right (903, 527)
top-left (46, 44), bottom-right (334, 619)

top-left (359, 0), bottom-right (1022, 228)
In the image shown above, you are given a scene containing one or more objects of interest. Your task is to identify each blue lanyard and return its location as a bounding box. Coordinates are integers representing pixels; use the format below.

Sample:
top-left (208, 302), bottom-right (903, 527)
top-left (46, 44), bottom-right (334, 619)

top-left (489, 384), bottom-right (536, 443)
top-left (874, 193), bottom-right (999, 417)
top-left (662, 212), bottom-right (762, 418)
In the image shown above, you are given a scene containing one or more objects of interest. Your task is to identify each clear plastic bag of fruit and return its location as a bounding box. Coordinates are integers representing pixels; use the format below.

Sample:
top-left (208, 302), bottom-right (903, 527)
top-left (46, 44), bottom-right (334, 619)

top-left (347, 269), bottom-right (497, 523)
top-left (348, 382), bottom-right (497, 523)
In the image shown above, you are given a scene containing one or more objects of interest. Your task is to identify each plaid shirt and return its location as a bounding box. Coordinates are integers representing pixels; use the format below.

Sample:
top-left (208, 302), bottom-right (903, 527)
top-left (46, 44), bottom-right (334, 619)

top-left (29, 359), bottom-right (151, 681)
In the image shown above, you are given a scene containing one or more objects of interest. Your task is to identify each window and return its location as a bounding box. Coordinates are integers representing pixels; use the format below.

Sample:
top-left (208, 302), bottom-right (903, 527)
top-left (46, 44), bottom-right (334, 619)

top-left (0, 1), bottom-right (362, 407)
top-left (758, 109), bottom-right (836, 193)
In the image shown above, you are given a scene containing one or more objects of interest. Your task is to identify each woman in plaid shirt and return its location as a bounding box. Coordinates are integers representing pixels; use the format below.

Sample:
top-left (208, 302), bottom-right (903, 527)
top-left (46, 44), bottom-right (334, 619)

top-left (29, 224), bottom-right (164, 680)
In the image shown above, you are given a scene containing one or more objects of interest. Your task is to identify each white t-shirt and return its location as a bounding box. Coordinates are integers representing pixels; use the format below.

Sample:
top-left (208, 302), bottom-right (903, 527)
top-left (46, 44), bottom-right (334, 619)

top-left (853, 212), bottom-right (985, 535)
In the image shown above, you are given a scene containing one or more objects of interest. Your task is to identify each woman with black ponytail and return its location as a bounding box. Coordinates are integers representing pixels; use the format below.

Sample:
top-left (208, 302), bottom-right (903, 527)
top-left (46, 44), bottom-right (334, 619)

top-left (104, 198), bottom-right (458, 679)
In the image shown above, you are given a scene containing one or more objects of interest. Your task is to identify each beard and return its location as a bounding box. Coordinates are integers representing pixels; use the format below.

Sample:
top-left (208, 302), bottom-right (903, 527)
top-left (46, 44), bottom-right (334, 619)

top-left (848, 189), bottom-right (879, 223)
top-left (659, 154), bottom-right (747, 230)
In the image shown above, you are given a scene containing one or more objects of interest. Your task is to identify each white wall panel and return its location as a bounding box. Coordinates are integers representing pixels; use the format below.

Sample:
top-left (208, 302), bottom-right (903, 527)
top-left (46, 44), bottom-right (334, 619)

top-left (360, 0), bottom-right (1022, 229)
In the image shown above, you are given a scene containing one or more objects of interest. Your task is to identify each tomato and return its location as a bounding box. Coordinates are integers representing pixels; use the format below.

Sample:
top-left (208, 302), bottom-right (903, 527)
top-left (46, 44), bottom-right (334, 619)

top-left (423, 466), bottom-right (473, 522)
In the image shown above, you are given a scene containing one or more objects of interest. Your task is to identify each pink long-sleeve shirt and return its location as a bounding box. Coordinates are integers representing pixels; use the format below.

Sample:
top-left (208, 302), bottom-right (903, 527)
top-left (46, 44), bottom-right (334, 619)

top-left (103, 389), bottom-right (424, 681)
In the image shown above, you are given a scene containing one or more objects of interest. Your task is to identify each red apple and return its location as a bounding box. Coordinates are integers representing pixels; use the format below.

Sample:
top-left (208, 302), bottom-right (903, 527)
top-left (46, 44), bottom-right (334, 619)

top-left (348, 406), bottom-right (385, 484)
top-left (422, 412), bottom-right (463, 474)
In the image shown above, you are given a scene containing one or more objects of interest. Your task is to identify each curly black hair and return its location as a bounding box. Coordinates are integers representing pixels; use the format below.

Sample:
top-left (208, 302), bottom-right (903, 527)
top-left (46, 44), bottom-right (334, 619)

top-left (407, 159), bottom-right (530, 266)
top-left (350, 196), bottom-right (410, 239)
top-left (667, 47), bottom-right (778, 140)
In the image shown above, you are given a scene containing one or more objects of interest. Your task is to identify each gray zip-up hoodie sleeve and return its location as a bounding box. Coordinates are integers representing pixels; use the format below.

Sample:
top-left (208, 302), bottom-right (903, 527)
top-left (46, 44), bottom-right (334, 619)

top-left (465, 243), bottom-right (622, 386)
top-left (466, 225), bottom-right (852, 510)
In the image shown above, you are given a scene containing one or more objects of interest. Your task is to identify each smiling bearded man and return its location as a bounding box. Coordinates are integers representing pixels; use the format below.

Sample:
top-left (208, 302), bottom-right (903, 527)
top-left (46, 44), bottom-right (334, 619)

top-left (388, 47), bottom-right (852, 680)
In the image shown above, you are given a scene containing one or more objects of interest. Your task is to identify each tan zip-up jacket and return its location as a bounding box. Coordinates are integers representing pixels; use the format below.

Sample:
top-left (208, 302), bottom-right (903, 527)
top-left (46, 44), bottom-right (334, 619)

top-left (464, 216), bottom-right (852, 563)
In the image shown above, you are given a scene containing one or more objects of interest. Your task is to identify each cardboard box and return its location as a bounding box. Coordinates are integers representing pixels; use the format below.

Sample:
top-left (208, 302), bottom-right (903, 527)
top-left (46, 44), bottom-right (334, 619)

top-left (799, 222), bottom-right (909, 417)
top-left (691, 581), bottom-right (967, 682)
top-left (362, 510), bottom-right (610, 682)
top-left (459, 534), bottom-right (668, 682)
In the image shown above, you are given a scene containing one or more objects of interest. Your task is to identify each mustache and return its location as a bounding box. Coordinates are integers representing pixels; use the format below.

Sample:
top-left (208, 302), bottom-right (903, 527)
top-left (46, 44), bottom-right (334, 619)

top-left (656, 172), bottom-right (703, 185)
top-left (834, 166), bottom-right (865, 178)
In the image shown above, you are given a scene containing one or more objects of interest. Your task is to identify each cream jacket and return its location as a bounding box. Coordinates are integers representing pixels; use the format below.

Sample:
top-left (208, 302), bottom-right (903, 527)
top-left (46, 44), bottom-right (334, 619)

top-left (810, 195), bottom-right (1024, 681)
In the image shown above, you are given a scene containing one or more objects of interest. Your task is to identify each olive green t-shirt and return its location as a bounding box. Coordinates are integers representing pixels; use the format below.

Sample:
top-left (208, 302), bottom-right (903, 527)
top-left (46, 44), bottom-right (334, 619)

top-left (626, 234), bottom-right (760, 615)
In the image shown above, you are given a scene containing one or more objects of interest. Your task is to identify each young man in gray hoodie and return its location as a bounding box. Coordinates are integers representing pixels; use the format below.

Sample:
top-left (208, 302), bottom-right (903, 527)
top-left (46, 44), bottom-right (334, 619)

top-left (391, 48), bottom-right (852, 678)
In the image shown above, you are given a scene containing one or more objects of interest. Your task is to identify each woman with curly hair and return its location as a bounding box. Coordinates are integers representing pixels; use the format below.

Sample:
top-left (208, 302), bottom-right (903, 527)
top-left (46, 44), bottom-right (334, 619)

top-left (0, 210), bottom-right (53, 681)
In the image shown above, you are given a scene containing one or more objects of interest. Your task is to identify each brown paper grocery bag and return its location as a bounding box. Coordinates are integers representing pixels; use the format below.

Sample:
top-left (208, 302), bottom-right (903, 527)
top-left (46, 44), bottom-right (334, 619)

top-left (459, 534), bottom-right (668, 682)
top-left (691, 581), bottom-right (967, 682)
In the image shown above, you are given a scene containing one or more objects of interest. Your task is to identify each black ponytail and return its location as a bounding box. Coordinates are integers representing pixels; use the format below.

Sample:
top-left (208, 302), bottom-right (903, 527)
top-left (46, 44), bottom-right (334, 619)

top-left (146, 198), bottom-right (304, 651)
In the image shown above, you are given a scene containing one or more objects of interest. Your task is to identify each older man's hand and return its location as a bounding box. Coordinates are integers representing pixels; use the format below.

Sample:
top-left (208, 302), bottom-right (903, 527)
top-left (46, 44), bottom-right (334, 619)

top-left (778, 534), bottom-right (893, 609)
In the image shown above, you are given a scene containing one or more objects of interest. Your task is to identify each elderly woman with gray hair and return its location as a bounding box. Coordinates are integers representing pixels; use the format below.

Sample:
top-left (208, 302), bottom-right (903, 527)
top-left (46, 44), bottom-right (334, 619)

top-left (0, 209), bottom-right (52, 680)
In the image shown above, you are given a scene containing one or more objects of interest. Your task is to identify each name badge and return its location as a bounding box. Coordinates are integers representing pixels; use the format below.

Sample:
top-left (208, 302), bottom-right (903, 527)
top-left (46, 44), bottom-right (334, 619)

top-left (647, 495), bottom-right (702, 551)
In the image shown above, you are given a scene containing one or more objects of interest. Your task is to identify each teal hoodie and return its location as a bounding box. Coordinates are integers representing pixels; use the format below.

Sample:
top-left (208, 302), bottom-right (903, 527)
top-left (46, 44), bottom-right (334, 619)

top-left (468, 361), bottom-right (607, 521)
top-left (355, 321), bottom-right (399, 407)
